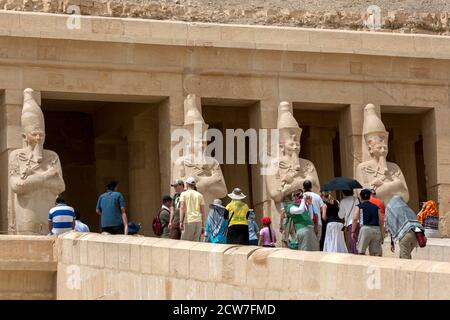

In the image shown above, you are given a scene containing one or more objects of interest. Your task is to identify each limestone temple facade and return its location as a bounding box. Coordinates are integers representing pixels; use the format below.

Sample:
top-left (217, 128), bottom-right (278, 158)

top-left (1, 3), bottom-right (450, 301)
top-left (0, 8), bottom-right (450, 240)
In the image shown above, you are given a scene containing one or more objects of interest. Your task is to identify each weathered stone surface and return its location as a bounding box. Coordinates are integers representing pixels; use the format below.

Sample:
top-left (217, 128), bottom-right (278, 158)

top-left (3, 233), bottom-right (450, 300)
top-left (1, 0), bottom-right (450, 35)
top-left (172, 94), bottom-right (227, 208)
top-left (356, 104), bottom-right (409, 204)
top-left (8, 88), bottom-right (65, 235)
top-left (0, 235), bottom-right (56, 300)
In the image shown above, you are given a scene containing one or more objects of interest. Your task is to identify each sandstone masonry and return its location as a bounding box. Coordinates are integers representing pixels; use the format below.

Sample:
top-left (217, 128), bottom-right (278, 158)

top-left (1, 0), bottom-right (450, 35)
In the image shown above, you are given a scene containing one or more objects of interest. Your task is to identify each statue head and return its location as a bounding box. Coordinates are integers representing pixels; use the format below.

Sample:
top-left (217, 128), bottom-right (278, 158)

top-left (363, 104), bottom-right (389, 161)
top-left (186, 135), bottom-right (206, 157)
top-left (277, 101), bottom-right (302, 156)
top-left (280, 132), bottom-right (300, 156)
top-left (21, 88), bottom-right (45, 161)
top-left (366, 134), bottom-right (388, 159)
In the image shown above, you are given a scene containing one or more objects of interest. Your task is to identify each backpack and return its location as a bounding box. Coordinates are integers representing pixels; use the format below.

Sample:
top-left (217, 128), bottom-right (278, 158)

top-left (152, 210), bottom-right (164, 236)
top-left (128, 221), bottom-right (141, 235)
top-left (414, 229), bottom-right (427, 248)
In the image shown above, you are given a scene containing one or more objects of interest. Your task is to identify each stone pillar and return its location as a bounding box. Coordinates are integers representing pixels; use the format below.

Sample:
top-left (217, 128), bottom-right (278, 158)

top-left (160, 93), bottom-right (184, 198)
top-left (250, 99), bottom-right (277, 223)
top-left (304, 127), bottom-right (336, 186)
top-left (339, 104), bottom-right (364, 178)
top-left (128, 106), bottom-right (161, 236)
top-left (1, 90), bottom-right (41, 233)
top-left (391, 128), bottom-right (420, 211)
top-left (94, 138), bottom-right (129, 232)
top-left (422, 106), bottom-right (450, 237)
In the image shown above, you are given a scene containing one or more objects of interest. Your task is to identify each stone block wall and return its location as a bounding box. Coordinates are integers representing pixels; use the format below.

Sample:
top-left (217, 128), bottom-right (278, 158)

top-left (0, 235), bottom-right (57, 299)
top-left (382, 238), bottom-right (450, 263)
top-left (56, 232), bottom-right (450, 300)
top-left (1, 0), bottom-right (450, 34)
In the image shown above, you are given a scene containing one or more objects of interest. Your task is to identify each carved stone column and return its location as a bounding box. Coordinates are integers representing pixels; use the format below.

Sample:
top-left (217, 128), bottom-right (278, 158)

top-left (339, 104), bottom-right (364, 178)
top-left (128, 106), bottom-right (161, 236)
top-left (250, 98), bottom-right (277, 223)
top-left (391, 128), bottom-right (420, 211)
top-left (422, 106), bottom-right (450, 237)
top-left (304, 127), bottom-right (336, 186)
top-left (159, 93), bottom-right (184, 197)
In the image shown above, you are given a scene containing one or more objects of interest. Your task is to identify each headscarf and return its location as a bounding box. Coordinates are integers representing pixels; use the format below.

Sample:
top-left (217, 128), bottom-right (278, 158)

top-left (247, 210), bottom-right (259, 241)
top-left (262, 216), bottom-right (271, 225)
top-left (386, 195), bottom-right (423, 242)
top-left (417, 200), bottom-right (439, 225)
top-left (206, 204), bottom-right (227, 238)
top-left (247, 210), bottom-right (256, 228)
top-left (248, 210), bottom-right (256, 222)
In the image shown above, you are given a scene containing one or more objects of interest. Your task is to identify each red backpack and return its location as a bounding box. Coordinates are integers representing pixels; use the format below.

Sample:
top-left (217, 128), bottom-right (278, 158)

top-left (415, 230), bottom-right (427, 248)
top-left (152, 210), bottom-right (164, 236)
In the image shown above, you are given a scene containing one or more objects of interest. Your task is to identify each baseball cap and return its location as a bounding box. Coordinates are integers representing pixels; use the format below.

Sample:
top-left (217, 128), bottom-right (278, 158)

top-left (171, 179), bottom-right (184, 187)
top-left (185, 176), bottom-right (196, 186)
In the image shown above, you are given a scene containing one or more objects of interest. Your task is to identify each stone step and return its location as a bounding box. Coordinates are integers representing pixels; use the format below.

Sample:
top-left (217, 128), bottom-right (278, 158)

top-left (0, 291), bottom-right (55, 300)
top-left (0, 260), bottom-right (57, 271)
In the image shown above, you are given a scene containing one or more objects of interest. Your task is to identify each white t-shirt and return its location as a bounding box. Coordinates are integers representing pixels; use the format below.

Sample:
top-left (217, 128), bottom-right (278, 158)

top-left (338, 196), bottom-right (359, 227)
top-left (304, 191), bottom-right (324, 226)
top-left (75, 220), bottom-right (90, 232)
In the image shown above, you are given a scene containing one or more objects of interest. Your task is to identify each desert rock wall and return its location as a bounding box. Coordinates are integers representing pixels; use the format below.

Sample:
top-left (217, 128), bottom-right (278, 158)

top-left (1, 0), bottom-right (450, 35)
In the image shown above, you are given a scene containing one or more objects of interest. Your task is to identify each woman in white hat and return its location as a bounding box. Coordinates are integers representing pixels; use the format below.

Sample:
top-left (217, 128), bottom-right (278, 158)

top-left (225, 188), bottom-right (250, 245)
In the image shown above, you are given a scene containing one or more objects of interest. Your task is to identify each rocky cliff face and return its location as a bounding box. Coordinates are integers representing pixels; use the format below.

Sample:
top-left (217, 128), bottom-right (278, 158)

top-left (1, 0), bottom-right (450, 35)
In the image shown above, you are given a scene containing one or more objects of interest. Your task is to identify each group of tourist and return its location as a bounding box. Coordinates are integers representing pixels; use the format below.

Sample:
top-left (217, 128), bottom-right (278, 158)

top-left (154, 177), bottom-right (427, 259)
top-left (47, 175), bottom-right (438, 260)
top-left (159, 177), bottom-right (276, 247)
top-left (48, 180), bottom-right (126, 236)
top-left (48, 197), bottom-right (89, 235)
top-left (280, 180), bottom-right (434, 259)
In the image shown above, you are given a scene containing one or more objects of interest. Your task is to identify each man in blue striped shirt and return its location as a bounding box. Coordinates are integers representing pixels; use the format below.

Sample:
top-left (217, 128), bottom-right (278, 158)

top-left (48, 197), bottom-right (75, 235)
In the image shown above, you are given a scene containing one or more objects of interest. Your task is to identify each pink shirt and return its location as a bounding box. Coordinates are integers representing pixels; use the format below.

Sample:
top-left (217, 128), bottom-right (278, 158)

top-left (260, 226), bottom-right (276, 246)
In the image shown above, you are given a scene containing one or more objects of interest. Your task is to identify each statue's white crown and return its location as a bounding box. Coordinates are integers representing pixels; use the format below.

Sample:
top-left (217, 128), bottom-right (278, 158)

top-left (21, 88), bottom-right (44, 133)
top-left (277, 101), bottom-right (302, 140)
top-left (184, 94), bottom-right (206, 126)
top-left (363, 103), bottom-right (388, 141)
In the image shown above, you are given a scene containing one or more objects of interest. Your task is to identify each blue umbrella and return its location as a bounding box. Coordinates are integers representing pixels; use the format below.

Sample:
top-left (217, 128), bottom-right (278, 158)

top-left (321, 177), bottom-right (362, 192)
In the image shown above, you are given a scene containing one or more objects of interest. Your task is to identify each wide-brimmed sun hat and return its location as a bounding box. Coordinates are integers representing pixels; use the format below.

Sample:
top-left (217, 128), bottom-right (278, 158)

top-left (210, 198), bottom-right (225, 209)
top-left (227, 187), bottom-right (246, 200)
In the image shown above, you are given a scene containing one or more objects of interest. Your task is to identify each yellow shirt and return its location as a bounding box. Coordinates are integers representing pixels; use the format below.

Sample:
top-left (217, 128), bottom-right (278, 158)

top-left (226, 200), bottom-right (249, 227)
top-left (179, 189), bottom-right (205, 223)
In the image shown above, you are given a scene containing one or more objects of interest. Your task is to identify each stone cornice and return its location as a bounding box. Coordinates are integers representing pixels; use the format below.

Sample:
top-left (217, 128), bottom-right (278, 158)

top-left (1, 10), bottom-right (450, 60)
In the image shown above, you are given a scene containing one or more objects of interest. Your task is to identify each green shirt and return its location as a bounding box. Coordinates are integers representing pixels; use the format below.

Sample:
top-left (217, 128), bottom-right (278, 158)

top-left (172, 193), bottom-right (181, 225)
top-left (285, 202), bottom-right (313, 230)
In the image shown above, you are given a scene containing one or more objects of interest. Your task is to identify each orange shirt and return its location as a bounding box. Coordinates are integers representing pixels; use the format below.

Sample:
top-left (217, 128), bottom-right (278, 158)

top-left (369, 196), bottom-right (385, 219)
